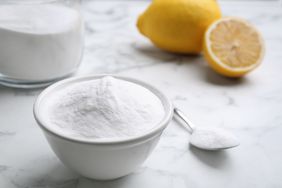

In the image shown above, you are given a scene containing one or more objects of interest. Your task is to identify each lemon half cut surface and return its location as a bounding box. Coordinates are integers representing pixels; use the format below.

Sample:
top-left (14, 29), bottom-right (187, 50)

top-left (204, 17), bottom-right (265, 77)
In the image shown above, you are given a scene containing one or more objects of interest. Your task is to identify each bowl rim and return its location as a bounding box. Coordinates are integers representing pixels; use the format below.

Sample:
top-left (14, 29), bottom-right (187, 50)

top-left (33, 74), bottom-right (173, 145)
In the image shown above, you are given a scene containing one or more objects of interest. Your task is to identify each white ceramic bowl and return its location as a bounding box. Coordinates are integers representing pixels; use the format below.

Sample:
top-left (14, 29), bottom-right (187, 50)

top-left (33, 75), bottom-right (173, 180)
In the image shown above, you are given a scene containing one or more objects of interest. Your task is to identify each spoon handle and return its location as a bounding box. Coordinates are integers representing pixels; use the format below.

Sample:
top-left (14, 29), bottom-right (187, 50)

top-left (173, 108), bottom-right (196, 133)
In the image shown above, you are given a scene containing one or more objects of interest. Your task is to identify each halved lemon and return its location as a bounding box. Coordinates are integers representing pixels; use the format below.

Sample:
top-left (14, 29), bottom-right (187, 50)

top-left (203, 17), bottom-right (265, 77)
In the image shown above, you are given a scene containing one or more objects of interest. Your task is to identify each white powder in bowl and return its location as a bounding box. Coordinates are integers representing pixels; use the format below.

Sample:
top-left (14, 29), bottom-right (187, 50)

top-left (43, 76), bottom-right (165, 140)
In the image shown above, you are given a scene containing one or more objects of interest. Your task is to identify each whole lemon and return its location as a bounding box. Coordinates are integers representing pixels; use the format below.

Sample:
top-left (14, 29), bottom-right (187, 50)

top-left (137, 0), bottom-right (221, 54)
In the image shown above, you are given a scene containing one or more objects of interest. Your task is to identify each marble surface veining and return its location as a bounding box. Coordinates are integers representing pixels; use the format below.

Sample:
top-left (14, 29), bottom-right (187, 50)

top-left (1, 1), bottom-right (282, 187)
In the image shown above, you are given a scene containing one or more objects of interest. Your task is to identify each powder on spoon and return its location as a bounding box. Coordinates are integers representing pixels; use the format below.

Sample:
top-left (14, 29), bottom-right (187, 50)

top-left (43, 76), bottom-right (165, 140)
top-left (190, 127), bottom-right (239, 150)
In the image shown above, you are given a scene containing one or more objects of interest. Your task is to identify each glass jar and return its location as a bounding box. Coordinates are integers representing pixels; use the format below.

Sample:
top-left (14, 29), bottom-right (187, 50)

top-left (0, 0), bottom-right (84, 88)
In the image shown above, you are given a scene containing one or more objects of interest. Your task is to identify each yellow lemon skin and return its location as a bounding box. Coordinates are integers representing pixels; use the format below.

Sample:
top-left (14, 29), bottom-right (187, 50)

top-left (137, 0), bottom-right (221, 54)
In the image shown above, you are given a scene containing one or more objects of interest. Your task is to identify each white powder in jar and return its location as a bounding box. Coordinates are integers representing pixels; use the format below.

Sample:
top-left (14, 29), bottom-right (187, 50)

top-left (0, 4), bottom-right (83, 81)
top-left (44, 76), bottom-right (165, 140)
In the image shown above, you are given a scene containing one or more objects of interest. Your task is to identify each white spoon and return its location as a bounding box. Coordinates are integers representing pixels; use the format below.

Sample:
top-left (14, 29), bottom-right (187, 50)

top-left (174, 108), bottom-right (239, 151)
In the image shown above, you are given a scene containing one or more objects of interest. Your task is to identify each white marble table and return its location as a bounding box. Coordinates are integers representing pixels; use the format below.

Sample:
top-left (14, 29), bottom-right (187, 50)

top-left (1, 1), bottom-right (282, 187)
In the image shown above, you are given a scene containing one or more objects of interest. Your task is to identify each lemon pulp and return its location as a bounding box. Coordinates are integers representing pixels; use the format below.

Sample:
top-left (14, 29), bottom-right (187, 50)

top-left (204, 17), bottom-right (265, 77)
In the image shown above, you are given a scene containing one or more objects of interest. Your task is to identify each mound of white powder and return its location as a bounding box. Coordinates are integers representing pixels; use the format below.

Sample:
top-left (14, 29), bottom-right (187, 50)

top-left (190, 127), bottom-right (239, 150)
top-left (44, 76), bottom-right (165, 140)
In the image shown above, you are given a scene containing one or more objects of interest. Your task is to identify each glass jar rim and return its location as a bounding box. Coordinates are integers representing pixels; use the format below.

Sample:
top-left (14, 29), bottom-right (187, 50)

top-left (0, 0), bottom-right (74, 5)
